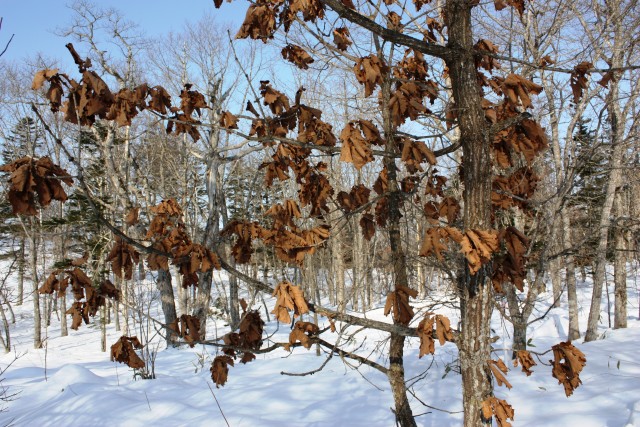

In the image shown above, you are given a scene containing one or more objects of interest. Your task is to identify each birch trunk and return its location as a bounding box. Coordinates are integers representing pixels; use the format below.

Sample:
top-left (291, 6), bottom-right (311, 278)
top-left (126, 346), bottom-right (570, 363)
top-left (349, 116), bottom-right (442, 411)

top-left (613, 190), bottom-right (627, 329)
top-left (585, 48), bottom-right (625, 342)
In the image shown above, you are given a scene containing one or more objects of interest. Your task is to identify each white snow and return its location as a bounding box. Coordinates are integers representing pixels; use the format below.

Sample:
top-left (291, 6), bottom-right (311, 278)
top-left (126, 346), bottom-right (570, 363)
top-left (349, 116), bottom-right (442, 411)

top-left (1, 264), bottom-right (640, 426)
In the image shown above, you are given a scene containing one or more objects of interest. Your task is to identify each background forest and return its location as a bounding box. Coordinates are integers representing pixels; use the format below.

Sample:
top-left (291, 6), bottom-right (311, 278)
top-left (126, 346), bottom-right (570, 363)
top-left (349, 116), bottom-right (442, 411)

top-left (0, 0), bottom-right (639, 426)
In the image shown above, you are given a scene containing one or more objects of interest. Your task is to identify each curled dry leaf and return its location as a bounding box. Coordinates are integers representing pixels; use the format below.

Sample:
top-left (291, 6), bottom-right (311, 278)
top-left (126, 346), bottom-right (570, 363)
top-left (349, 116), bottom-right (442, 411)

top-left (106, 236), bottom-right (140, 280)
top-left (287, 321), bottom-right (320, 350)
top-left (353, 55), bottom-right (388, 97)
top-left (359, 213), bottom-right (376, 241)
top-left (337, 184), bottom-right (370, 212)
top-left (281, 44), bottom-right (315, 70)
top-left (339, 122), bottom-right (374, 170)
top-left (570, 62), bottom-right (592, 104)
top-left (219, 111), bottom-right (239, 129)
top-left (167, 314), bottom-right (201, 347)
top-left (0, 156), bottom-right (74, 216)
top-left (435, 314), bottom-right (453, 345)
top-left (419, 228), bottom-right (449, 261)
top-left (383, 285), bottom-right (417, 325)
top-left (417, 315), bottom-right (435, 357)
top-left (210, 355), bottom-right (235, 387)
top-left (500, 74), bottom-right (543, 110)
top-left (271, 281), bottom-right (309, 324)
top-left (333, 27), bottom-right (352, 51)
top-left (489, 359), bottom-right (513, 389)
top-left (481, 397), bottom-right (514, 427)
top-left (400, 139), bottom-right (436, 173)
top-left (550, 341), bottom-right (586, 397)
top-left (110, 336), bottom-right (145, 369)
top-left (260, 81), bottom-right (290, 115)
top-left (474, 39), bottom-right (500, 73)
top-left (236, 4), bottom-right (277, 42)
top-left (513, 349), bottom-right (536, 376)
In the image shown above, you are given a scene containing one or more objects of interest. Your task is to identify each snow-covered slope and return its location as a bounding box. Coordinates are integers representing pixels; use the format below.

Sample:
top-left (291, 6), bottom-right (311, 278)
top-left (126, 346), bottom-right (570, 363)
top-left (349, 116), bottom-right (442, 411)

top-left (1, 266), bottom-right (639, 426)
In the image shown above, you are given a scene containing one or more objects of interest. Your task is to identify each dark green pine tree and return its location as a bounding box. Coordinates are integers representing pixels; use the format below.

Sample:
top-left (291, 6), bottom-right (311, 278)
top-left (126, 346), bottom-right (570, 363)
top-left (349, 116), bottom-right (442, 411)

top-left (569, 118), bottom-right (609, 271)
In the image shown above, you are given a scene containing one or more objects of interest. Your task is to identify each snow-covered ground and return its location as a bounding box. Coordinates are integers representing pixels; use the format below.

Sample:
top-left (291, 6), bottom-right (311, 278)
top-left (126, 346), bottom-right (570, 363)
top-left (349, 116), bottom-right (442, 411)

top-left (1, 264), bottom-right (640, 426)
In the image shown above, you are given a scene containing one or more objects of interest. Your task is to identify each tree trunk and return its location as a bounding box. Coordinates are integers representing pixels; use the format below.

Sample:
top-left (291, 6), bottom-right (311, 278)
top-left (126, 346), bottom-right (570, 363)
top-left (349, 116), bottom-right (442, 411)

top-left (585, 50), bottom-right (624, 342)
top-left (332, 230), bottom-right (346, 313)
top-left (29, 229), bottom-right (42, 349)
top-left (561, 211), bottom-right (581, 340)
top-left (378, 56), bottom-right (416, 426)
top-left (17, 238), bottom-right (25, 306)
top-left (613, 190), bottom-right (627, 329)
top-left (157, 269), bottom-right (178, 346)
top-left (445, 0), bottom-right (494, 424)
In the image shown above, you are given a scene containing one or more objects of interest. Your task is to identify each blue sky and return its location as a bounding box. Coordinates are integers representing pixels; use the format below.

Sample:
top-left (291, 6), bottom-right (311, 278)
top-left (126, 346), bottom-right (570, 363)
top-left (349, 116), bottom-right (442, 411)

top-left (1, 1), bottom-right (247, 64)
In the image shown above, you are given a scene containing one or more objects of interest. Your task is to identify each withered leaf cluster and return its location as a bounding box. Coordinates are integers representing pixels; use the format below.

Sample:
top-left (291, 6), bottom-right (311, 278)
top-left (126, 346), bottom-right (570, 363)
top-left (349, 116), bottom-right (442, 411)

top-left (481, 396), bottom-right (514, 427)
top-left (167, 314), bottom-right (201, 347)
top-left (399, 138), bottom-right (436, 173)
top-left (222, 308), bottom-right (264, 363)
top-left (33, 47), bottom-right (209, 141)
top-left (337, 184), bottom-right (370, 213)
top-left (281, 44), bottom-right (315, 70)
top-left (550, 341), bottom-right (586, 397)
top-left (571, 62), bottom-right (592, 104)
top-left (39, 266), bottom-right (120, 330)
top-left (285, 320), bottom-right (320, 351)
top-left (388, 50), bottom-right (438, 127)
top-left (271, 281), bottom-right (309, 324)
top-left (145, 199), bottom-right (220, 287)
top-left (417, 314), bottom-right (453, 357)
top-left (333, 27), bottom-right (352, 51)
top-left (513, 349), bottom-right (537, 376)
top-left (223, 201), bottom-right (330, 266)
top-left (106, 236), bottom-right (140, 281)
top-left (492, 167), bottom-right (539, 211)
top-left (0, 156), bottom-right (73, 216)
top-left (489, 358), bottom-right (513, 389)
top-left (419, 227), bottom-right (499, 275)
top-left (354, 55), bottom-right (388, 97)
top-left (492, 227), bottom-right (530, 292)
top-left (111, 336), bottom-right (145, 369)
top-left (210, 355), bottom-right (234, 388)
top-left (383, 284), bottom-right (418, 325)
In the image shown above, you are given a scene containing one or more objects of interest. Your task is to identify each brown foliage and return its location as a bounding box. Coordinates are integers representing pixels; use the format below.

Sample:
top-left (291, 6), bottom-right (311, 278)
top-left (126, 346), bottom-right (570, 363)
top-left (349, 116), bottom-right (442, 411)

top-left (417, 313), bottom-right (453, 358)
top-left (383, 285), bottom-right (418, 325)
top-left (333, 27), bottom-right (352, 51)
top-left (286, 321), bottom-right (320, 350)
top-left (489, 358), bottom-right (513, 389)
top-left (492, 167), bottom-right (539, 211)
top-left (499, 74), bottom-right (543, 111)
top-left (513, 350), bottom-right (536, 376)
top-left (271, 281), bottom-right (310, 324)
top-left (339, 122), bottom-right (374, 169)
top-left (399, 139), bottom-right (436, 173)
top-left (168, 314), bottom-right (201, 347)
top-left (571, 62), bottom-right (592, 104)
top-left (474, 39), bottom-right (501, 73)
top-left (106, 236), bottom-right (140, 280)
top-left (337, 184), bottom-right (370, 212)
top-left (210, 355), bottom-right (234, 387)
top-left (110, 336), bottom-right (145, 369)
top-left (550, 341), bottom-right (586, 397)
top-left (0, 156), bottom-right (73, 216)
top-left (419, 227), bottom-right (450, 261)
top-left (481, 397), bottom-right (514, 427)
top-left (354, 55), bottom-right (388, 97)
top-left (282, 44), bottom-right (315, 70)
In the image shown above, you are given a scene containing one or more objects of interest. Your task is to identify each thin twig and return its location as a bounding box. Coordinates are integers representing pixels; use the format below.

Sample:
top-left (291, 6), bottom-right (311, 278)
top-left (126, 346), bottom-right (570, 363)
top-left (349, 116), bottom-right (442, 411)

top-left (207, 381), bottom-right (231, 427)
